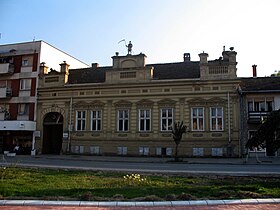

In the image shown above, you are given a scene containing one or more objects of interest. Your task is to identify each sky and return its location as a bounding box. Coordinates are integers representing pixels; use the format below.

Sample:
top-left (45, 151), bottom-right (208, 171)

top-left (0, 0), bottom-right (280, 77)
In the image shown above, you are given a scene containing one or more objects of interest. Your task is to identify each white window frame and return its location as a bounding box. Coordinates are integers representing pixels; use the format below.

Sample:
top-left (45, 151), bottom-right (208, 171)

top-left (20, 79), bottom-right (32, 90)
top-left (117, 146), bottom-right (127, 155)
top-left (248, 99), bottom-right (274, 112)
top-left (22, 59), bottom-right (29, 66)
top-left (191, 107), bottom-right (204, 131)
top-left (76, 110), bottom-right (86, 131)
top-left (210, 107), bottom-right (224, 131)
top-left (117, 109), bottom-right (129, 132)
top-left (138, 109), bottom-right (151, 132)
top-left (91, 110), bottom-right (102, 131)
top-left (139, 146), bottom-right (149, 156)
top-left (160, 108), bottom-right (173, 131)
top-left (90, 146), bottom-right (100, 155)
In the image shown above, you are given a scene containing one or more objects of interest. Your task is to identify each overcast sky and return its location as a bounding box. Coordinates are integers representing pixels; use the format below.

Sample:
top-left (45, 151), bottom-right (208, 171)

top-left (1, 0), bottom-right (280, 77)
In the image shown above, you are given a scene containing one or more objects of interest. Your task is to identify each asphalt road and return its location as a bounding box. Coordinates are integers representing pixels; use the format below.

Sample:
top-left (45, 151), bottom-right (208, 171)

top-left (2, 155), bottom-right (280, 176)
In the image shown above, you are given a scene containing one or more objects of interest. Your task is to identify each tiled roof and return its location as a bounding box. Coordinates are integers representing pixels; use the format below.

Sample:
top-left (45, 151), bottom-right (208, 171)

top-left (240, 77), bottom-right (280, 92)
top-left (148, 61), bottom-right (200, 80)
top-left (68, 61), bottom-right (200, 84)
top-left (68, 67), bottom-right (107, 84)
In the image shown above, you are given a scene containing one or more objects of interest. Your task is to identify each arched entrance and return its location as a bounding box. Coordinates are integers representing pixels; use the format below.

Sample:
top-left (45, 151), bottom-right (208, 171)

top-left (42, 112), bottom-right (63, 154)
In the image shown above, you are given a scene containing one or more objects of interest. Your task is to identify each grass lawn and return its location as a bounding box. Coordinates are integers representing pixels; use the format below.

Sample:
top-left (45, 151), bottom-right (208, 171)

top-left (0, 167), bottom-right (279, 201)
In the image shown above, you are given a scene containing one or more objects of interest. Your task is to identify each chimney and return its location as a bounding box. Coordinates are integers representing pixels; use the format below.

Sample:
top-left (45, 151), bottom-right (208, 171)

top-left (91, 63), bottom-right (99, 68)
top-left (184, 53), bottom-right (191, 62)
top-left (60, 61), bottom-right (70, 84)
top-left (39, 62), bottom-right (48, 78)
top-left (60, 61), bottom-right (70, 74)
top-left (198, 52), bottom-right (208, 64)
top-left (252, 64), bottom-right (257, 78)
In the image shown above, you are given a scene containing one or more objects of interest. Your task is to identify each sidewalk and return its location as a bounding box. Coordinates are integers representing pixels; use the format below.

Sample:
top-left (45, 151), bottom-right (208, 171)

top-left (30, 154), bottom-right (280, 165)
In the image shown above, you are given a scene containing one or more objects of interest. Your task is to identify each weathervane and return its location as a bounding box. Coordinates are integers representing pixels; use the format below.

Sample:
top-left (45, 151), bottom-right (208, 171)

top-left (118, 39), bottom-right (133, 55)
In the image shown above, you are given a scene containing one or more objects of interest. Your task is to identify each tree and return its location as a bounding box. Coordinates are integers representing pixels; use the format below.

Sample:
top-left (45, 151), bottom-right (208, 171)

top-left (172, 121), bottom-right (187, 161)
top-left (271, 70), bottom-right (280, 77)
top-left (246, 109), bottom-right (280, 157)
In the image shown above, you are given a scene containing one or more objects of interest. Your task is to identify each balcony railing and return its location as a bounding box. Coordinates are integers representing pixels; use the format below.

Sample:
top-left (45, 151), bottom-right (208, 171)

top-left (0, 63), bottom-right (14, 74)
top-left (0, 111), bottom-right (9, 120)
top-left (0, 87), bottom-right (12, 98)
top-left (248, 111), bottom-right (270, 124)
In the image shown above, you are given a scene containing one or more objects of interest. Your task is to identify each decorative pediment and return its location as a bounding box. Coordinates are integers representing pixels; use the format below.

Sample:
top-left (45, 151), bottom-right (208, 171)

top-left (88, 100), bottom-right (105, 108)
top-left (188, 97), bottom-right (226, 106)
top-left (187, 98), bottom-right (207, 106)
top-left (158, 99), bottom-right (176, 107)
top-left (73, 100), bottom-right (105, 109)
top-left (73, 101), bottom-right (89, 109)
top-left (136, 99), bottom-right (154, 108)
top-left (114, 100), bottom-right (132, 108)
top-left (207, 97), bottom-right (226, 104)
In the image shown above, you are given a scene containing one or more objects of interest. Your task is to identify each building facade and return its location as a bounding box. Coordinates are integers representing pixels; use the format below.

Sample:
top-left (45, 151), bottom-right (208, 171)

top-left (36, 47), bottom-right (241, 157)
top-left (0, 41), bottom-right (88, 154)
top-left (239, 72), bottom-right (280, 157)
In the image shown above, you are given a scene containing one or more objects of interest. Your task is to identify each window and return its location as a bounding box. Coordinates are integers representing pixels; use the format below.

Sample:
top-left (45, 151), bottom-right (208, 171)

top-left (22, 55), bottom-right (33, 67)
top-left (22, 59), bottom-right (29, 66)
top-left (193, 148), bottom-right (204, 156)
top-left (117, 146), bottom-right (127, 155)
top-left (156, 147), bottom-right (172, 156)
top-left (118, 110), bottom-right (129, 131)
top-left (120, 71), bottom-right (136, 79)
top-left (91, 110), bottom-right (102, 131)
top-left (90, 146), bottom-right (100, 155)
top-left (191, 108), bottom-right (204, 131)
top-left (76, 111), bottom-right (86, 131)
top-left (210, 107), bottom-right (223, 131)
top-left (139, 109), bottom-right (151, 132)
top-left (139, 147), bottom-right (149, 156)
top-left (161, 108), bottom-right (173, 131)
top-left (212, 148), bottom-right (223, 156)
top-left (18, 104), bottom-right (29, 115)
top-left (20, 79), bottom-right (32, 90)
top-left (248, 100), bottom-right (274, 112)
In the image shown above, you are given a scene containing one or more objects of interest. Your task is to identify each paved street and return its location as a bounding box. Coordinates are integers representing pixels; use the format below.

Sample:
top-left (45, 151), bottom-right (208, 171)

top-left (1, 155), bottom-right (280, 176)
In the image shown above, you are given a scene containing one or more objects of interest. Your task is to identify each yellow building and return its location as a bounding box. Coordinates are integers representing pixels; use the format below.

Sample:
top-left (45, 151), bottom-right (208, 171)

top-left (36, 47), bottom-right (241, 157)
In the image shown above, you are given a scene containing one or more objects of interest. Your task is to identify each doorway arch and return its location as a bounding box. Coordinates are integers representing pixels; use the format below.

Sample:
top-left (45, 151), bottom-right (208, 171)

top-left (42, 112), bottom-right (63, 154)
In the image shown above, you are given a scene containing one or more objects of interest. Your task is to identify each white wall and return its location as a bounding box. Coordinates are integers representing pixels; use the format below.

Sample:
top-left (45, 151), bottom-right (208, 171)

top-left (40, 41), bottom-right (89, 71)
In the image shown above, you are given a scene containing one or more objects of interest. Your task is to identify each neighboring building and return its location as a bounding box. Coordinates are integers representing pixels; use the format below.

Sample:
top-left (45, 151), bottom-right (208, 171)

top-left (36, 46), bottom-right (241, 157)
top-left (0, 41), bottom-right (88, 154)
top-left (239, 67), bottom-right (280, 156)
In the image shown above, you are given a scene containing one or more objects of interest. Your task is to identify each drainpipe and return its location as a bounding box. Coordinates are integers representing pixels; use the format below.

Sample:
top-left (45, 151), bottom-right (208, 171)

top-left (228, 92), bottom-right (231, 143)
top-left (31, 131), bottom-right (36, 156)
top-left (67, 97), bottom-right (73, 153)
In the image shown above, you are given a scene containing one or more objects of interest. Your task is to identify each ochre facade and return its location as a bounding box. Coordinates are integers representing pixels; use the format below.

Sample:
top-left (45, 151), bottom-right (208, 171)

top-left (36, 49), bottom-right (241, 157)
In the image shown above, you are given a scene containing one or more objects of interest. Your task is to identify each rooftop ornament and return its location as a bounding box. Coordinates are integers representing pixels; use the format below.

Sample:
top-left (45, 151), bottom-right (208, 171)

top-left (118, 39), bottom-right (133, 55)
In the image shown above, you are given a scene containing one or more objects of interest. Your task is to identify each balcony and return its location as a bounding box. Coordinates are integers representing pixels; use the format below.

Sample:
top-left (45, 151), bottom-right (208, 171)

top-left (0, 120), bottom-right (36, 131)
top-left (0, 111), bottom-right (9, 120)
top-left (248, 111), bottom-right (270, 124)
top-left (0, 87), bottom-right (12, 98)
top-left (0, 63), bottom-right (14, 74)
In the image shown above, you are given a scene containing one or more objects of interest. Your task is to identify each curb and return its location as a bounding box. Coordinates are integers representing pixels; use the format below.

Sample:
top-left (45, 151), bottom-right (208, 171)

top-left (1, 199), bottom-right (280, 207)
